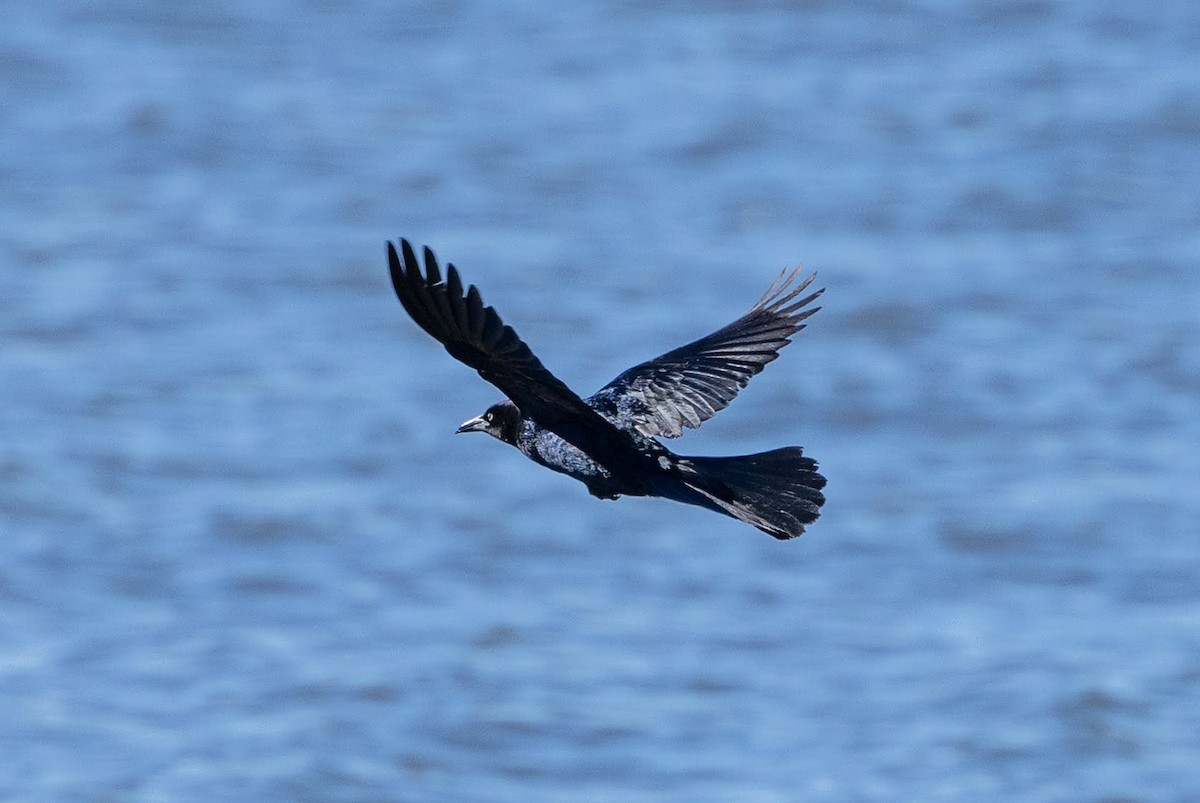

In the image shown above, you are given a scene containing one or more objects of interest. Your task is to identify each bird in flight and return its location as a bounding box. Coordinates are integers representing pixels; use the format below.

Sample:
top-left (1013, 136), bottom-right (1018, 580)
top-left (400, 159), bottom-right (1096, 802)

top-left (387, 240), bottom-right (826, 539)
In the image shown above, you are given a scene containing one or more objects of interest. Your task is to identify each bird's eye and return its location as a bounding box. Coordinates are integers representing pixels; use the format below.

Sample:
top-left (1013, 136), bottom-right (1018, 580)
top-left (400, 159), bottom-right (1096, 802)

top-left (486, 412), bottom-right (494, 422)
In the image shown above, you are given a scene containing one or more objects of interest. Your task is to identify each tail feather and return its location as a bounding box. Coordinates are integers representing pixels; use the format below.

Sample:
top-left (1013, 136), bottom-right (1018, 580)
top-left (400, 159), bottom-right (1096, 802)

top-left (675, 447), bottom-right (826, 539)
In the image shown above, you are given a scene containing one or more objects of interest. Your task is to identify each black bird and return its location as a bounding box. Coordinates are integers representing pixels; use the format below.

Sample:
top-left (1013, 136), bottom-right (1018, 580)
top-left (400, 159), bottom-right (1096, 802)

top-left (387, 239), bottom-right (827, 539)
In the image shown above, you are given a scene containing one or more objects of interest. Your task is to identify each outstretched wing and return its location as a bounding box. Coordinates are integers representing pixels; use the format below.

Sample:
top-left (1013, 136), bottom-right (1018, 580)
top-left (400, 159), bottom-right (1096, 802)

top-left (388, 239), bottom-right (645, 465)
top-left (588, 268), bottom-right (823, 438)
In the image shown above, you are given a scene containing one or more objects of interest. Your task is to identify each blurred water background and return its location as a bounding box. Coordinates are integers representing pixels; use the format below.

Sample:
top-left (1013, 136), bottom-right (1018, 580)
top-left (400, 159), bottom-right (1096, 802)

top-left (2, 1), bottom-right (1199, 800)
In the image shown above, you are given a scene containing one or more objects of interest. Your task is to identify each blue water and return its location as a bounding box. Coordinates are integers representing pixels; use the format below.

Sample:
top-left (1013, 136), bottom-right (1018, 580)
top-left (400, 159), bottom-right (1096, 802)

top-left (3, 1), bottom-right (1199, 800)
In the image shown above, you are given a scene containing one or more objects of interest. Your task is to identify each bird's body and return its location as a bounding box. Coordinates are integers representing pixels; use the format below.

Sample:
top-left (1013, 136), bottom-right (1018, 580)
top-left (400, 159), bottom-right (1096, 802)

top-left (471, 398), bottom-right (677, 501)
top-left (521, 424), bottom-right (628, 499)
top-left (387, 239), bottom-right (827, 539)
top-left (515, 411), bottom-right (623, 496)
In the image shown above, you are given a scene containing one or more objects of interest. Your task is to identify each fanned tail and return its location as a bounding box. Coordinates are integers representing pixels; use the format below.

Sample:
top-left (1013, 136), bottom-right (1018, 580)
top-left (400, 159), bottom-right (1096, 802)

top-left (674, 447), bottom-right (826, 539)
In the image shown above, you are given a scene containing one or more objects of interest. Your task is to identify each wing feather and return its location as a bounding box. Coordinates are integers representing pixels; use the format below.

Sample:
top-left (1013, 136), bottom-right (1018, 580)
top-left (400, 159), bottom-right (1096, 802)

top-left (465, 285), bottom-right (486, 341)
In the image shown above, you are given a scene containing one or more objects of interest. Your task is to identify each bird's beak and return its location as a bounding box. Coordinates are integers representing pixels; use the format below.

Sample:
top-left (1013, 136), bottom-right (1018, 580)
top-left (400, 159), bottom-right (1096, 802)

top-left (456, 415), bottom-right (488, 434)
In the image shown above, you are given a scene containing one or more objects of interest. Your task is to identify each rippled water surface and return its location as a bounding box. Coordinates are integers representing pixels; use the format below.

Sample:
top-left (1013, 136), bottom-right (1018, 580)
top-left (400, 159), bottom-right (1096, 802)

top-left (3, 2), bottom-right (1199, 800)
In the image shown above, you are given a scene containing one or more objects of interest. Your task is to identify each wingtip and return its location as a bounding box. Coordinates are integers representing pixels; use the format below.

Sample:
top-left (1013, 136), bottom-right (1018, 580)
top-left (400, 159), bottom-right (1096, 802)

top-left (755, 266), bottom-right (823, 314)
top-left (400, 238), bottom-right (420, 274)
top-left (421, 245), bottom-right (443, 285)
top-left (386, 240), bottom-right (399, 268)
top-left (387, 240), bottom-right (406, 299)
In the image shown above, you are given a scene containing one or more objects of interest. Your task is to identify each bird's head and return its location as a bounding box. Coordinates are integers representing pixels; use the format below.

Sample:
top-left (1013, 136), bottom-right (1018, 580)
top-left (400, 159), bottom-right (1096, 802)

top-left (456, 399), bottom-right (520, 445)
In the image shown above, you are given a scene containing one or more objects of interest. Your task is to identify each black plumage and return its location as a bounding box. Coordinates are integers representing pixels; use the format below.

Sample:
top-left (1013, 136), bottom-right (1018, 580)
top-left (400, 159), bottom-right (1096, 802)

top-left (387, 239), bottom-right (827, 539)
